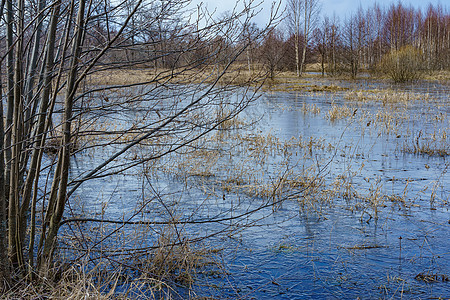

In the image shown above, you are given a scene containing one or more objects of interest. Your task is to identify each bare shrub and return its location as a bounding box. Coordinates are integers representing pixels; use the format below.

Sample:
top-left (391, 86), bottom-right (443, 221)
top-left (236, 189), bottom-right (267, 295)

top-left (377, 46), bottom-right (424, 82)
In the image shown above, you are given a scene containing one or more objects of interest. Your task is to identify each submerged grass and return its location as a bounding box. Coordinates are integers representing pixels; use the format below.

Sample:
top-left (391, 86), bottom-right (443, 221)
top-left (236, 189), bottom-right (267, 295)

top-left (327, 105), bottom-right (356, 122)
top-left (153, 113), bottom-right (430, 224)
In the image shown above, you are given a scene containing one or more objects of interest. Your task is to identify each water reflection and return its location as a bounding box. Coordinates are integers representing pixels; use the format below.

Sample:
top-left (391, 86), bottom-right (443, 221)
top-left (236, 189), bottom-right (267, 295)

top-left (63, 78), bottom-right (448, 298)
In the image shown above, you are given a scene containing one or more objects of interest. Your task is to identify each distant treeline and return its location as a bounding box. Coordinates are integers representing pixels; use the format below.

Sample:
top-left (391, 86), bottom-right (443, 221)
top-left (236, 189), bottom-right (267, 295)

top-left (0, 1), bottom-right (446, 80)
top-left (256, 1), bottom-right (449, 78)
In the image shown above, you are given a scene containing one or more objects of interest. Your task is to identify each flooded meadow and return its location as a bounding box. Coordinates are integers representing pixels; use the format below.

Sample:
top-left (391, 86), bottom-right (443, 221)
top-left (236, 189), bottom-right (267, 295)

top-left (58, 77), bottom-right (449, 299)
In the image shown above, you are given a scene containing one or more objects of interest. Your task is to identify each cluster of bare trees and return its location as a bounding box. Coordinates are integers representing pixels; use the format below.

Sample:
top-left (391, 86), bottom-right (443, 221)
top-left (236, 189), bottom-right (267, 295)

top-left (285, 0), bottom-right (320, 76)
top-left (256, 1), bottom-right (449, 78)
top-left (0, 0), bottom-right (277, 290)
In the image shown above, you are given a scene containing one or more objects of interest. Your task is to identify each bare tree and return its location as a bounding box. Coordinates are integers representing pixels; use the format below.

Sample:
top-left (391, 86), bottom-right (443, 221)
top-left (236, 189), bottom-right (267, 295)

top-left (0, 1), bottom-right (8, 284)
top-left (383, 2), bottom-right (417, 51)
top-left (299, 0), bottom-right (321, 76)
top-left (285, 0), bottom-right (321, 76)
top-left (0, 0), bottom-right (276, 289)
top-left (241, 22), bottom-right (260, 73)
top-left (286, 0), bottom-right (303, 76)
top-left (324, 14), bottom-right (341, 76)
top-left (312, 26), bottom-right (325, 76)
top-left (260, 28), bottom-right (285, 79)
top-left (421, 3), bottom-right (450, 70)
top-left (342, 7), bottom-right (367, 78)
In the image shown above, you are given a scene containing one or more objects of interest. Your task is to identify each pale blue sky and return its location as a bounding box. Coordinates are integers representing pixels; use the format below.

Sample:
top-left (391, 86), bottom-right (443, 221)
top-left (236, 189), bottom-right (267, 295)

top-left (196, 0), bottom-right (447, 27)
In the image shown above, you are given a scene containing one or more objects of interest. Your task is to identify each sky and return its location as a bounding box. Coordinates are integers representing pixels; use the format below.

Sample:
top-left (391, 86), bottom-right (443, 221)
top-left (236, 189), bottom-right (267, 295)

top-left (195, 0), bottom-right (447, 27)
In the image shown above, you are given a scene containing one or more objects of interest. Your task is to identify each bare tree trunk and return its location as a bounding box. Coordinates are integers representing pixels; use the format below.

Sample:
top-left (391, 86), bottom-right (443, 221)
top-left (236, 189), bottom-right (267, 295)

top-left (320, 50), bottom-right (325, 76)
top-left (286, 0), bottom-right (303, 76)
top-left (22, 0), bottom-right (47, 143)
top-left (247, 47), bottom-right (252, 73)
top-left (299, 0), bottom-right (320, 76)
top-left (0, 48), bottom-right (10, 291)
top-left (0, 0), bottom-right (11, 289)
top-left (19, 0), bottom-right (61, 274)
top-left (0, 93), bottom-right (9, 289)
top-left (332, 27), bottom-right (336, 74)
top-left (299, 0), bottom-right (308, 76)
top-left (39, 0), bottom-right (87, 272)
top-left (295, 33), bottom-right (300, 76)
top-left (8, 0), bottom-right (26, 271)
top-left (300, 36), bottom-right (307, 76)
top-left (4, 0), bottom-right (14, 206)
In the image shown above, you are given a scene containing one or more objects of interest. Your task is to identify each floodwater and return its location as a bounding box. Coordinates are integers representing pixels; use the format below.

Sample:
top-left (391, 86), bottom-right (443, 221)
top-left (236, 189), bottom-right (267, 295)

top-left (61, 78), bottom-right (449, 299)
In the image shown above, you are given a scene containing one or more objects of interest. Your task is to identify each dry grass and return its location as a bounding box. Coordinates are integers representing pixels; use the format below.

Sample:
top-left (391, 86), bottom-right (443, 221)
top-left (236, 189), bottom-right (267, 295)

top-left (326, 105), bottom-right (356, 122)
top-left (403, 130), bottom-right (449, 157)
top-left (1, 264), bottom-right (116, 300)
top-left (345, 89), bottom-right (432, 105)
top-left (1, 228), bottom-right (222, 299)
top-left (264, 80), bottom-right (348, 93)
top-left (422, 70), bottom-right (450, 81)
top-left (371, 109), bottom-right (408, 135)
top-left (301, 103), bottom-right (321, 115)
top-left (86, 69), bottom-right (155, 86)
top-left (342, 244), bottom-right (387, 250)
top-left (304, 63), bottom-right (324, 73)
top-left (84, 65), bottom-right (347, 92)
top-left (142, 228), bottom-right (216, 287)
top-left (151, 119), bottom-right (421, 223)
top-left (82, 64), bottom-right (449, 93)
top-left (85, 65), bottom-right (266, 88)
top-left (153, 126), bottom-right (336, 207)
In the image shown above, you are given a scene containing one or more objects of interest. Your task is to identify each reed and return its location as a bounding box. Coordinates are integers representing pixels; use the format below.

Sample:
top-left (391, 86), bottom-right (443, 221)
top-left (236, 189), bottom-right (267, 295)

top-left (403, 130), bottom-right (449, 157)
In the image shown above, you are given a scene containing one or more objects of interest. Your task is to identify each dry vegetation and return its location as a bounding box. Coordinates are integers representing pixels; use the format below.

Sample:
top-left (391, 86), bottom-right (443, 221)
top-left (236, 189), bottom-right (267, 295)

top-left (85, 65), bottom-right (267, 88)
top-left (84, 64), bottom-right (450, 95)
top-left (148, 101), bottom-right (445, 223)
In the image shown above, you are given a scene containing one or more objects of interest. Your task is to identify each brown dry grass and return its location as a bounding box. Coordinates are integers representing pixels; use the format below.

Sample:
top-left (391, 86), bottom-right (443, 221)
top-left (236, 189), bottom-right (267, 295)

top-left (422, 70), bottom-right (450, 81)
top-left (85, 65), bottom-right (266, 87)
top-left (83, 64), bottom-right (349, 91)
top-left (0, 231), bottom-right (221, 299)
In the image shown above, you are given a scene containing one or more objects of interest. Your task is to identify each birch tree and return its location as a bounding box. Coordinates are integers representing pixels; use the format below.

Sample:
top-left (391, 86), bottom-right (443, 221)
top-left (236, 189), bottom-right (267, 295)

top-left (299, 0), bottom-right (321, 76)
top-left (285, 0), bottom-right (321, 76)
top-left (286, 0), bottom-right (303, 76)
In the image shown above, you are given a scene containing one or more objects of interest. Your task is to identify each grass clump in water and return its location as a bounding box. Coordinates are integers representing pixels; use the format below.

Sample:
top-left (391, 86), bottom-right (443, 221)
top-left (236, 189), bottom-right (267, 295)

top-left (403, 130), bottom-right (449, 157)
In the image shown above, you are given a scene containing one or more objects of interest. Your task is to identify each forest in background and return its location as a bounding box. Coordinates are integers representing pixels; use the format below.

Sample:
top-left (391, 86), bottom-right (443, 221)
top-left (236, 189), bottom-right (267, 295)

top-left (257, 1), bottom-right (449, 80)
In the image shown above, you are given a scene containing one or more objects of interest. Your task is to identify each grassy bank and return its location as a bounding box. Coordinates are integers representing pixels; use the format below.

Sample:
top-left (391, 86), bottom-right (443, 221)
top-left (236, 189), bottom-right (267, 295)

top-left (82, 65), bottom-right (450, 95)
